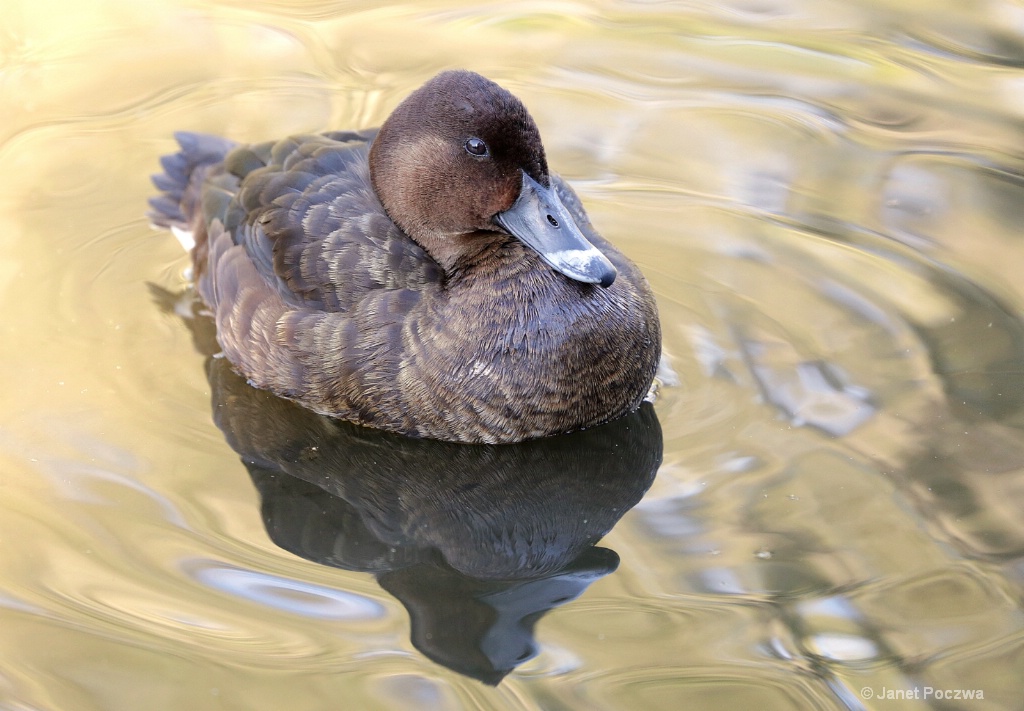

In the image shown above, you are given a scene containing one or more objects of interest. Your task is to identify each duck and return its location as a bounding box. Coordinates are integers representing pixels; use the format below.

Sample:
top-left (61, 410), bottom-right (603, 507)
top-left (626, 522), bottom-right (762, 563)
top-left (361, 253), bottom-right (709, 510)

top-left (150, 70), bottom-right (660, 444)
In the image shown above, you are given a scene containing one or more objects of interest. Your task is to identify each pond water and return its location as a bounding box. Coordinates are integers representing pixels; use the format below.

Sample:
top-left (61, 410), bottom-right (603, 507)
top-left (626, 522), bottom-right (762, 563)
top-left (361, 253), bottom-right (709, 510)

top-left (3, 0), bottom-right (1024, 708)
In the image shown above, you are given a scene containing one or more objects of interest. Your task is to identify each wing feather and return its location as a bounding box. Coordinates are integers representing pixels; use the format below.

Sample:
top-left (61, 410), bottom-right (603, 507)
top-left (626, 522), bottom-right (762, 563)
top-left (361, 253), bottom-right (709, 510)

top-left (220, 132), bottom-right (440, 312)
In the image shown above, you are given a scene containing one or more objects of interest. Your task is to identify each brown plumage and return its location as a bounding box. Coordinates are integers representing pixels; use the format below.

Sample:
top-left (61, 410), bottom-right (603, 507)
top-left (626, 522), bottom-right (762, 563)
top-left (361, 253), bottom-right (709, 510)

top-left (150, 70), bottom-right (660, 443)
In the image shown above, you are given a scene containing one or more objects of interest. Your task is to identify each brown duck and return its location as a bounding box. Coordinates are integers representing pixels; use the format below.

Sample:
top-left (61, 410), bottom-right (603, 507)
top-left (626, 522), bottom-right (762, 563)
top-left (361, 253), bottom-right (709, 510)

top-left (150, 70), bottom-right (660, 443)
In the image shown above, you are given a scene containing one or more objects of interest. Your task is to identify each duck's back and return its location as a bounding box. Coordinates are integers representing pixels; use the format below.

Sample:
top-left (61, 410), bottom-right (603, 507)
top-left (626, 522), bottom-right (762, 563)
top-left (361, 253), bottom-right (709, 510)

top-left (152, 132), bottom-right (437, 422)
top-left (205, 131), bottom-right (440, 311)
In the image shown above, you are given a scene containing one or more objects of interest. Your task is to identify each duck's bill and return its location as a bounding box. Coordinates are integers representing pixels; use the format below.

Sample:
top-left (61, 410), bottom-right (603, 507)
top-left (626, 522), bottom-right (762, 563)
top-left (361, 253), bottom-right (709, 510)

top-left (494, 173), bottom-right (617, 288)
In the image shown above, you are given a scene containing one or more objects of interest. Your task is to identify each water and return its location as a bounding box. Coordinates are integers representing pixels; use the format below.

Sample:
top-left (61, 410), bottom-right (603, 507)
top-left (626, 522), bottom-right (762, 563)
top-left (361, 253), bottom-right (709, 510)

top-left (3, 0), bottom-right (1024, 708)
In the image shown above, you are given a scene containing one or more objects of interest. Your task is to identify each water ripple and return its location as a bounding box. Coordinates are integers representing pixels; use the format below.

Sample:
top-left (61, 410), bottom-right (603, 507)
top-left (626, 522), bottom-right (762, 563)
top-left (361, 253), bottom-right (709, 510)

top-left (2, 0), bottom-right (1024, 707)
top-left (184, 558), bottom-right (386, 621)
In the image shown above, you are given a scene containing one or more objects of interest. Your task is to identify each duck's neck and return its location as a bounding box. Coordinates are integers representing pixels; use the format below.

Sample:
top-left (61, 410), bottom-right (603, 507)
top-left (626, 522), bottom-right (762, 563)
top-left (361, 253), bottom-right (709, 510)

top-left (448, 239), bottom-right (589, 305)
top-left (417, 230), bottom-right (522, 285)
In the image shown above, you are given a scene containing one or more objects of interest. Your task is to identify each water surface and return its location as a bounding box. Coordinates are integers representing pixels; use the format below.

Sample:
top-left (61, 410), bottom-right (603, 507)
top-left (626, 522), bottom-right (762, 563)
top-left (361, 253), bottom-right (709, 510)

top-left (2, 0), bottom-right (1024, 709)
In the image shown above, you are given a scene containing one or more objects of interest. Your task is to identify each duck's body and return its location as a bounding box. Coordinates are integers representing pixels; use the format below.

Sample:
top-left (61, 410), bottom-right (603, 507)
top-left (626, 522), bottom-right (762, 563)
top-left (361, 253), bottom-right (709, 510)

top-left (151, 71), bottom-right (660, 443)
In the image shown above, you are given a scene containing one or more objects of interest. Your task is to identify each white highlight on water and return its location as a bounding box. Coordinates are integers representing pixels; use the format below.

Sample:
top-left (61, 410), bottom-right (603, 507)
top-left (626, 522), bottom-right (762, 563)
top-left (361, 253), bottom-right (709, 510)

top-left (171, 225), bottom-right (195, 251)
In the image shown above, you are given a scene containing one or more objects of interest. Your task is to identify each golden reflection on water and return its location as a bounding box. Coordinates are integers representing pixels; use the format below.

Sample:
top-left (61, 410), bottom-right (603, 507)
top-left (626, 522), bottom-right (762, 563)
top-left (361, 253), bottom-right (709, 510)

top-left (3, 0), bottom-right (1024, 708)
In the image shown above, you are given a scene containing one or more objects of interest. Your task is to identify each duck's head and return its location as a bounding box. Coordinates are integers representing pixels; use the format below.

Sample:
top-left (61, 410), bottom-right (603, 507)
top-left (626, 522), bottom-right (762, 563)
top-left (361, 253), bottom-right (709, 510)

top-left (369, 70), bottom-right (616, 288)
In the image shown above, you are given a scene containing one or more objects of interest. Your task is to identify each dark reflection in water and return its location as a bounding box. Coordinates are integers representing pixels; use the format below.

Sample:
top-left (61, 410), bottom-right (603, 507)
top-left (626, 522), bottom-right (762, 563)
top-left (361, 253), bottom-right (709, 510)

top-left (164, 289), bottom-right (663, 683)
top-left (914, 269), bottom-right (1024, 423)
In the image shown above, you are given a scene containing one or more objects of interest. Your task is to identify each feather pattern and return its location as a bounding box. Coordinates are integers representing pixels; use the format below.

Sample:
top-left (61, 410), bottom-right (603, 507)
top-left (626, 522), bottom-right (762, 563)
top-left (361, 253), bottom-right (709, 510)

top-left (150, 71), bottom-right (660, 443)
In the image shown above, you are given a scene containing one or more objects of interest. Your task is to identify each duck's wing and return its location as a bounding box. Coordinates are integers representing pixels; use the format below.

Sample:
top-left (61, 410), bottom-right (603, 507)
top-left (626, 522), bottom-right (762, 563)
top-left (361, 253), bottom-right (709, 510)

top-left (220, 131), bottom-right (441, 312)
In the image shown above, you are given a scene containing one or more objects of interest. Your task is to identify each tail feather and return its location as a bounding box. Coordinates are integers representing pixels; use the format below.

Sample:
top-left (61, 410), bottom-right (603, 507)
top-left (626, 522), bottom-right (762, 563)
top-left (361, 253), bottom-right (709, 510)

top-left (148, 195), bottom-right (185, 223)
top-left (148, 131), bottom-right (237, 231)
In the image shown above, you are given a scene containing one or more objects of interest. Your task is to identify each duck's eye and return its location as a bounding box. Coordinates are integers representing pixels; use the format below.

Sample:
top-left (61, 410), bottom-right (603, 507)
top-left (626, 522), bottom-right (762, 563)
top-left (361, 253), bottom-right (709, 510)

top-left (464, 137), bottom-right (489, 157)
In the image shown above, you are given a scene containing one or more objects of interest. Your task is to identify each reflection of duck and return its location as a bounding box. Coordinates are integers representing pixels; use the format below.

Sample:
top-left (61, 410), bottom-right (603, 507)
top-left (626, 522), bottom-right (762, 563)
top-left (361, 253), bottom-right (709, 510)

top-left (150, 70), bottom-right (660, 443)
top-left (203, 350), bottom-right (662, 683)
